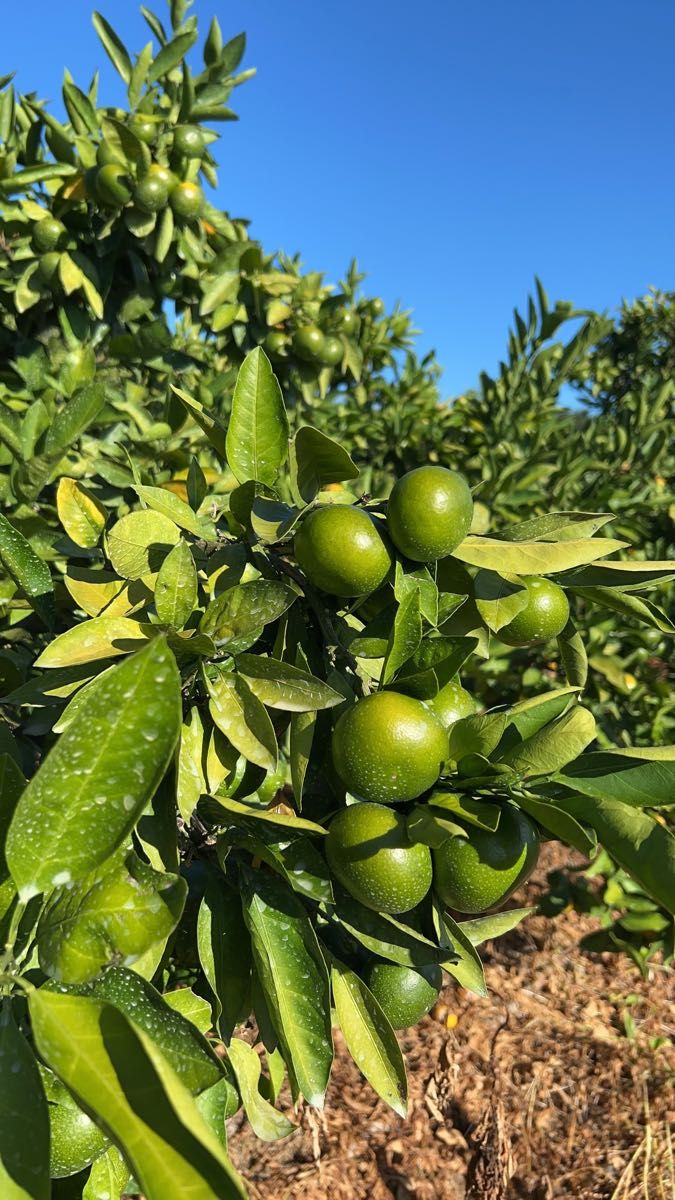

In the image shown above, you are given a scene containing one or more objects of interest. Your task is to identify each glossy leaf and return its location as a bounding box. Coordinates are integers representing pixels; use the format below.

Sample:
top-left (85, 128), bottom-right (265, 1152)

top-left (134, 485), bottom-right (216, 541)
top-left (171, 386), bottom-right (227, 461)
top-left (515, 792), bottom-right (596, 857)
top-left (447, 710), bottom-right (509, 763)
top-left (557, 747), bottom-right (675, 808)
top-left (206, 668), bottom-right (278, 771)
top-left (226, 1038), bottom-right (296, 1141)
top-left (439, 910), bottom-right (487, 996)
top-left (558, 797), bottom-right (675, 915)
top-left (0, 513), bottom-right (53, 627)
top-left (453, 535), bottom-right (627, 574)
top-left (82, 1145), bottom-right (129, 1200)
top-left (6, 638), bottom-right (181, 900)
top-left (333, 891), bottom-right (447, 968)
top-left (473, 569), bottom-right (528, 632)
top-left (200, 579), bottom-right (297, 650)
top-left (0, 1003), bottom-right (50, 1200)
top-left (382, 584), bottom-right (422, 684)
top-left (458, 907), bottom-right (536, 947)
top-left (290, 426), bottom-right (359, 503)
top-left (106, 510), bottom-right (180, 580)
top-left (235, 654), bottom-right (343, 711)
top-left (30, 990), bottom-right (247, 1199)
top-left (56, 477), bottom-right (106, 548)
top-left (497, 705), bottom-right (596, 776)
top-left (155, 540), bottom-right (198, 629)
top-left (37, 852), bottom-right (186, 983)
top-left (92, 12), bottom-right (132, 82)
top-left (501, 512), bottom-right (616, 542)
top-left (240, 866), bottom-right (333, 1107)
top-left (226, 348), bottom-right (289, 486)
top-left (331, 961), bottom-right (407, 1117)
top-left (35, 616), bottom-right (153, 668)
top-left (176, 706), bottom-right (207, 822)
top-left (197, 873), bottom-right (252, 1042)
top-left (557, 617), bottom-right (588, 688)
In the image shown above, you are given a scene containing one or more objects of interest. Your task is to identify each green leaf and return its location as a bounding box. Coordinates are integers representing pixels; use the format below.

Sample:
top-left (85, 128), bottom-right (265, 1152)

top-left (29, 990), bottom-right (247, 1199)
top-left (382, 584), bottom-right (422, 684)
top-left (0, 514), bottom-right (53, 627)
top-left (155, 540), bottom-right (198, 629)
top-left (557, 618), bottom-right (588, 688)
top-left (163, 989), bottom-right (213, 1034)
top-left (206, 668), bottom-right (278, 771)
top-left (426, 791), bottom-right (501, 831)
top-left (557, 797), bottom-right (675, 915)
top-left (235, 654), bottom-right (343, 711)
top-left (331, 961), bottom-right (407, 1117)
top-left (37, 852), bottom-right (186, 983)
top-left (176, 706), bottom-right (207, 823)
top-left (92, 12), bottom-right (133, 83)
top-left (0, 1003), bottom-right (50, 1200)
top-left (134, 485), bottom-right (216, 541)
top-left (200, 580), bottom-right (297, 651)
top-left (226, 1038), bottom-right (296, 1141)
top-left (557, 747), bottom-right (675, 808)
top-left (66, 968), bottom-right (223, 1093)
top-left (82, 1145), bottom-right (129, 1200)
top-left (452, 535), bottom-right (627, 574)
top-left (447, 710), bottom-right (509, 763)
top-left (496, 705), bottom-right (596, 776)
top-left (557, 559), bottom-right (675, 591)
top-left (507, 688), bottom-right (580, 740)
top-left (6, 638), bottom-right (181, 900)
top-left (35, 616), bottom-right (153, 668)
top-left (171, 386), bottom-right (227, 462)
top-left (515, 793), bottom-right (596, 857)
top-left (333, 892), bottom-right (447, 968)
top-left (458, 907), bottom-right (536, 947)
top-left (501, 512), bottom-right (615, 542)
top-left (473, 569), bottom-right (527, 632)
top-left (56, 478), bottom-right (107, 549)
top-left (44, 382), bottom-right (104, 453)
top-left (226, 348), bottom-right (289, 486)
top-left (438, 910), bottom-right (487, 996)
top-left (147, 30), bottom-right (198, 84)
top-left (197, 874), bottom-right (252, 1042)
top-left (240, 866), bottom-right (333, 1107)
top-left (212, 796), bottom-right (327, 838)
top-left (62, 80), bottom-right (99, 136)
top-left (569, 586), bottom-right (675, 635)
top-left (290, 426), bottom-right (359, 503)
top-left (106, 509), bottom-right (181, 579)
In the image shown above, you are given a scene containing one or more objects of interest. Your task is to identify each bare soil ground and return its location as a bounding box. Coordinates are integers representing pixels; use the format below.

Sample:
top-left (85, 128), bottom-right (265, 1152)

top-left (228, 845), bottom-right (675, 1200)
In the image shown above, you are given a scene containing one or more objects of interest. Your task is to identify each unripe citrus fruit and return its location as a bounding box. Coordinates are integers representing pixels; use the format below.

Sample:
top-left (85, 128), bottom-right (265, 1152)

top-left (96, 163), bottom-right (132, 207)
top-left (292, 324), bottom-right (326, 361)
top-left (37, 252), bottom-right (61, 285)
top-left (169, 181), bottom-right (203, 220)
top-left (174, 125), bottom-right (206, 158)
top-left (147, 162), bottom-right (177, 189)
top-left (326, 801), bottom-right (433, 913)
top-left (32, 217), bottom-right (66, 253)
top-left (318, 335), bottom-right (343, 366)
top-left (294, 506), bottom-right (392, 597)
top-left (129, 115), bottom-right (157, 144)
top-left (426, 682), bottom-right (479, 730)
top-left (498, 575), bottom-right (570, 646)
top-left (49, 1101), bottom-right (108, 1178)
top-left (133, 174), bottom-right (170, 213)
top-left (368, 297), bottom-right (386, 317)
top-left (433, 805), bottom-right (540, 913)
top-left (336, 308), bottom-right (359, 334)
top-left (332, 691), bottom-right (448, 803)
top-left (387, 466), bottom-right (473, 562)
top-left (364, 961), bottom-right (442, 1028)
top-left (95, 141), bottom-right (122, 168)
top-left (264, 330), bottom-right (288, 355)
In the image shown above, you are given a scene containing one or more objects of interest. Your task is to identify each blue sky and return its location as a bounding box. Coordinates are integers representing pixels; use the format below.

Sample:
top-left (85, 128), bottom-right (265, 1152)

top-left (4, 1), bottom-right (674, 396)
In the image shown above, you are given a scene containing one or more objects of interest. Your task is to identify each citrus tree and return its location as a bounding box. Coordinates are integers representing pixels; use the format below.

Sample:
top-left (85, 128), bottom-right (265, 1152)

top-left (1, 342), bottom-right (675, 1196)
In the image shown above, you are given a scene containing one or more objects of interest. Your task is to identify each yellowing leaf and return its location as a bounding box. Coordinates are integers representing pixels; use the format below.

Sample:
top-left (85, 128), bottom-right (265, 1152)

top-left (106, 510), bottom-right (180, 580)
top-left (35, 616), bottom-right (153, 668)
top-left (56, 478), bottom-right (107, 548)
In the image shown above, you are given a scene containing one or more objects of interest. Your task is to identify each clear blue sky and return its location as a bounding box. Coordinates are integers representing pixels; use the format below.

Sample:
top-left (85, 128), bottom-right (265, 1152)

top-left (5, 1), bottom-right (675, 395)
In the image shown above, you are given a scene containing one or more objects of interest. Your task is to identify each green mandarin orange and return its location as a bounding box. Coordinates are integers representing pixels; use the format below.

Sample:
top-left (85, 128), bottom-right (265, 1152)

top-left (387, 465), bottom-right (473, 562)
top-left (292, 324), bottom-right (326, 361)
top-left (96, 162), bottom-right (132, 207)
top-left (433, 805), bottom-right (540, 914)
top-left (332, 690), bottom-right (448, 803)
top-left (426, 682), bottom-right (479, 730)
top-left (498, 575), bottom-right (570, 646)
top-left (32, 217), bottom-right (66, 253)
top-left (326, 801), bottom-right (433, 914)
top-left (294, 505), bottom-right (392, 597)
top-left (364, 961), bottom-right (442, 1028)
top-left (174, 125), bottom-right (206, 157)
top-left (169, 181), bottom-right (204, 220)
top-left (133, 174), bottom-right (170, 213)
top-left (318, 335), bottom-right (344, 366)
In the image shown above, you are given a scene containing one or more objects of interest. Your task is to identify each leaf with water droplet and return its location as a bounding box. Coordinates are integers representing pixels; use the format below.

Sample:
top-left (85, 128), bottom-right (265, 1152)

top-left (6, 637), bottom-right (181, 901)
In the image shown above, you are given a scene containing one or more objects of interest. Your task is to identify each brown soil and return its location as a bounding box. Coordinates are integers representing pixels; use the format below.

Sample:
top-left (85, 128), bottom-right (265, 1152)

top-left (228, 845), bottom-right (675, 1200)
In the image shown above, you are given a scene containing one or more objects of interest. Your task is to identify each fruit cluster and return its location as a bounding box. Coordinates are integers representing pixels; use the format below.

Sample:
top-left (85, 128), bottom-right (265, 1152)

top-left (292, 464), bottom-right (569, 1028)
